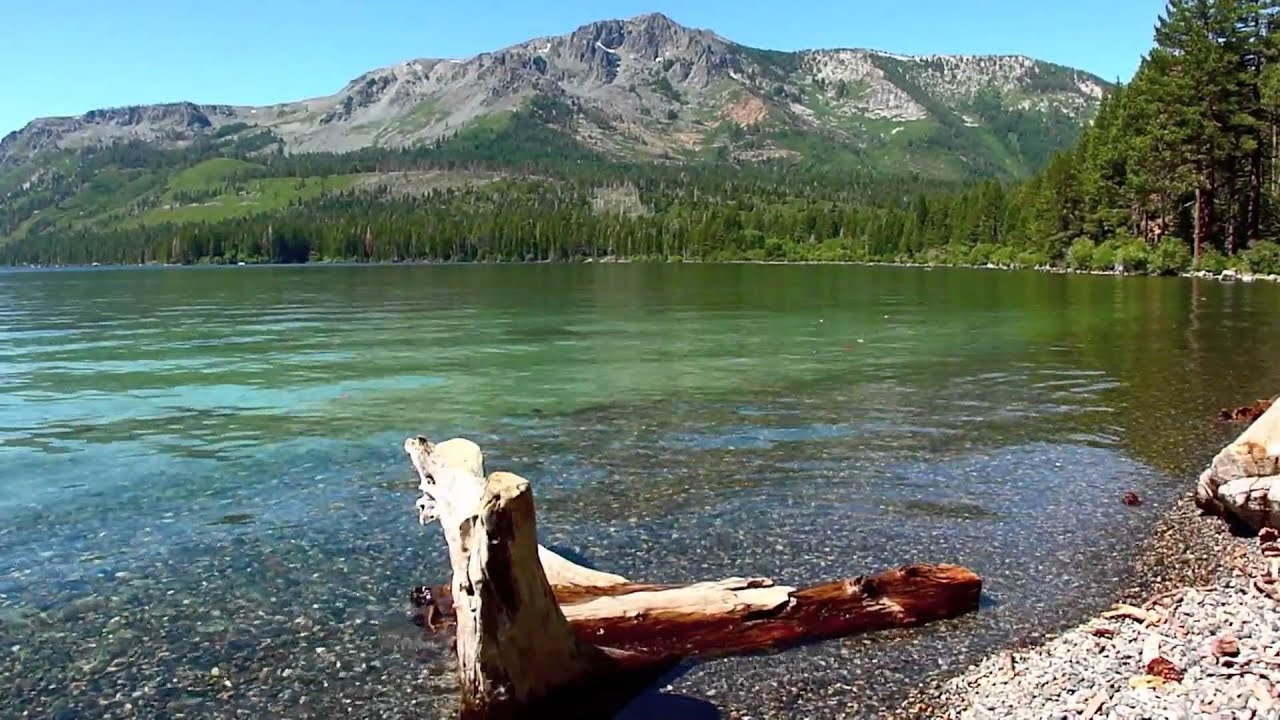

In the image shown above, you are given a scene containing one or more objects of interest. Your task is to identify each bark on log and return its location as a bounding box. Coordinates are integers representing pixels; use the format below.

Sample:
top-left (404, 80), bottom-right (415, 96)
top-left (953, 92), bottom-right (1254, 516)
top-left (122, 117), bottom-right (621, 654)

top-left (406, 436), bottom-right (983, 718)
top-left (1197, 398), bottom-right (1280, 534)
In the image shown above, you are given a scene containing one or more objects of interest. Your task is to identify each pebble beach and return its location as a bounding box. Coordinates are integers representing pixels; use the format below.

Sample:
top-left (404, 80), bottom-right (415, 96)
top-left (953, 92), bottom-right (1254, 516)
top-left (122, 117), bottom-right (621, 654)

top-left (920, 497), bottom-right (1280, 720)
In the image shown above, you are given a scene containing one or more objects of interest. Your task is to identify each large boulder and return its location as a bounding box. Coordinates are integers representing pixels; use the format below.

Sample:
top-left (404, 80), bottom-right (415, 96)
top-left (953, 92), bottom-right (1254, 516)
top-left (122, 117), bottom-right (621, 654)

top-left (1197, 399), bottom-right (1280, 533)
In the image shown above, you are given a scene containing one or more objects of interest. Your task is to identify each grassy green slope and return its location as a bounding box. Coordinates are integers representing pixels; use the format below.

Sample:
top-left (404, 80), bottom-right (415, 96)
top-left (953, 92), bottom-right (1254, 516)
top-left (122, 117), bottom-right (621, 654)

top-left (167, 157), bottom-right (264, 191)
top-left (3, 156), bottom-right (360, 239)
top-left (128, 174), bottom-right (360, 226)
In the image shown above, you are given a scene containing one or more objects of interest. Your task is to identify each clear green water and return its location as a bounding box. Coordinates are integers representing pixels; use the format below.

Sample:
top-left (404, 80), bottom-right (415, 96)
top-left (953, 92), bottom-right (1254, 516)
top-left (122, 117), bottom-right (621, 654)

top-left (1, 264), bottom-right (1278, 718)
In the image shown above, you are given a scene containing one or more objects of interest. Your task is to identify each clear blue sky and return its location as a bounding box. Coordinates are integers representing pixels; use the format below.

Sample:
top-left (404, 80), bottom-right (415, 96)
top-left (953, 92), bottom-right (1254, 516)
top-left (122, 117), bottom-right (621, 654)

top-left (1, 0), bottom-right (1168, 137)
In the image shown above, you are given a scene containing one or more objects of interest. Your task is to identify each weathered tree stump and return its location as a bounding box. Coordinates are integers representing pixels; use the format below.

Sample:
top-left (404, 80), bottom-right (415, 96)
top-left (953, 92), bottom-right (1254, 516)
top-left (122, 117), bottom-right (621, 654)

top-left (406, 436), bottom-right (983, 719)
top-left (408, 437), bottom-right (630, 591)
top-left (1198, 398), bottom-right (1280, 534)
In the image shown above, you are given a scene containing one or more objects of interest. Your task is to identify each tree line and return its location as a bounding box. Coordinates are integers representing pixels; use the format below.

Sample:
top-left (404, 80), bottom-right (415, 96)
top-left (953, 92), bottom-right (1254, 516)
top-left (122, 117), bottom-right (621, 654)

top-left (1010, 0), bottom-right (1280, 272)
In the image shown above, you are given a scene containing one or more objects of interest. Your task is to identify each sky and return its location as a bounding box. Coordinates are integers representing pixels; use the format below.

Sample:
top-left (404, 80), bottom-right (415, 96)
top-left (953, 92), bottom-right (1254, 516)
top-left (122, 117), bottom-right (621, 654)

top-left (0, 0), bottom-right (1169, 137)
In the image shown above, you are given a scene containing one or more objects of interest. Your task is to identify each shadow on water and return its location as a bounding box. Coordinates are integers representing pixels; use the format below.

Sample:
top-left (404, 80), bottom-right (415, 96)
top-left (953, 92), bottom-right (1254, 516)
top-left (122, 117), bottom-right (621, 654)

top-left (543, 543), bottom-right (614, 572)
top-left (617, 692), bottom-right (722, 720)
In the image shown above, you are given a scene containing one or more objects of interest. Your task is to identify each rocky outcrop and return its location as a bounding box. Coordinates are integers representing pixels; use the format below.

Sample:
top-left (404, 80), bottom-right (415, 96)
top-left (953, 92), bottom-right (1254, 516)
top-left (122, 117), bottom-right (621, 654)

top-left (1, 102), bottom-right (240, 165)
top-left (1197, 398), bottom-right (1280, 533)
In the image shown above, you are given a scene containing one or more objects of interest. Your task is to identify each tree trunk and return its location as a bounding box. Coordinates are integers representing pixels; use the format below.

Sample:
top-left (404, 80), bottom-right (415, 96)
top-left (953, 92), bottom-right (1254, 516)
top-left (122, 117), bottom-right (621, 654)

top-left (1271, 122), bottom-right (1277, 201)
top-left (406, 437), bottom-right (984, 718)
top-left (1225, 156), bottom-right (1239, 256)
top-left (448, 472), bottom-right (622, 719)
top-left (1250, 142), bottom-right (1264, 246)
top-left (1193, 186), bottom-right (1211, 262)
top-left (407, 439), bottom-right (671, 719)
top-left (407, 438), bottom-right (630, 592)
top-left (1197, 397), bottom-right (1280, 534)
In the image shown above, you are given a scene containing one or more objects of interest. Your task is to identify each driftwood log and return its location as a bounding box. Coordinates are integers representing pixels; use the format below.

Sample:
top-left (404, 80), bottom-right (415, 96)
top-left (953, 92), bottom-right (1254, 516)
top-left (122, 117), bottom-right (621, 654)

top-left (406, 436), bottom-right (983, 719)
top-left (1198, 398), bottom-right (1280, 534)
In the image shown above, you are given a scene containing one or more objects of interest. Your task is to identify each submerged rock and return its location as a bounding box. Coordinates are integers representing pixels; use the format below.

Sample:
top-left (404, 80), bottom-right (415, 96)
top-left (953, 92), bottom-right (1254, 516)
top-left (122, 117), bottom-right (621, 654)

top-left (1219, 398), bottom-right (1274, 425)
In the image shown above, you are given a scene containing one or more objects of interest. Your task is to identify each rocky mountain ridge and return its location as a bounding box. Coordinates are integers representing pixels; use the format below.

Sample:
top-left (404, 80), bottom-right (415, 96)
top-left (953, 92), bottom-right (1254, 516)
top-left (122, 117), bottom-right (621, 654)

top-left (0, 13), bottom-right (1107, 170)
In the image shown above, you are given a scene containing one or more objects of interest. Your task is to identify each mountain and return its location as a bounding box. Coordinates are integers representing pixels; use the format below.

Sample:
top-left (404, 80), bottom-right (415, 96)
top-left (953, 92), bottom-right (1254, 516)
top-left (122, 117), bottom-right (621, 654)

top-left (0, 13), bottom-right (1106, 175)
top-left (0, 14), bottom-right (1113, 257)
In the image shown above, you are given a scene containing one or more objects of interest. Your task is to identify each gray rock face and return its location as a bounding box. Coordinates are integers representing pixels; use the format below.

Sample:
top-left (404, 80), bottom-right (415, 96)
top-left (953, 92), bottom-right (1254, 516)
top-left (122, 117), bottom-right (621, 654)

top-left (0, 13), bottom-right (1109, 166)
top-left (0, 102), bottom-right (238, 161)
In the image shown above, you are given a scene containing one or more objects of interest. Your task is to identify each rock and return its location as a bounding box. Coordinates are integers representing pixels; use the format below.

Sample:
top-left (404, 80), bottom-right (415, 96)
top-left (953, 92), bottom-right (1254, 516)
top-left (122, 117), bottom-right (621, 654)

top-left (1141, 634), bottom-right (1162, 668)
top-left (1101, 604), bottom-right (1151, 623)
top-left (1128, 674), bottom-right (1168, 690)
top-left (1080, 692), bottom-right (1107, 719)
top-left (1145, 657), bottom-right (1183, 682)
top-left (1122, 492), bottom-right (1143, 507)
top-left (1197, 398), bottom-right (1280, 533)
top-left (1219, 399), bottom-right (1274, 425)
top-left (1211, 635), bottom-right (1240, 658)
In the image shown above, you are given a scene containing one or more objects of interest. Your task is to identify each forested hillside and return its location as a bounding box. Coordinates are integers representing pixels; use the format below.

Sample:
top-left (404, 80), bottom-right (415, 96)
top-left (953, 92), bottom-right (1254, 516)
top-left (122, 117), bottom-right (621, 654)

top-left (1002, 0), bottom-right (1280, 274)
top-left (3, 2), bottom-right (1279, 273)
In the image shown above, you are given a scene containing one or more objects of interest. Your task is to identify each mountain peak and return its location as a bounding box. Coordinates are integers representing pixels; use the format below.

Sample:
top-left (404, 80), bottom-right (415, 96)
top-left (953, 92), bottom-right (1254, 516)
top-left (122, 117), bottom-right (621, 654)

top-left (624, 11), bottom-right (690, 32)
top-left (566, 10), bottom-right (719, 53)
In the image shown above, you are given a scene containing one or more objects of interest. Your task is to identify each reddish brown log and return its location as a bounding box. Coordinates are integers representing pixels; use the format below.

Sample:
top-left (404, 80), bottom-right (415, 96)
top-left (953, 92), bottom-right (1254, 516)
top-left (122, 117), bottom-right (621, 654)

top-left (415, 564), bottom-right (982, 660)
top-left (565, 565), bottom-right (980, 659)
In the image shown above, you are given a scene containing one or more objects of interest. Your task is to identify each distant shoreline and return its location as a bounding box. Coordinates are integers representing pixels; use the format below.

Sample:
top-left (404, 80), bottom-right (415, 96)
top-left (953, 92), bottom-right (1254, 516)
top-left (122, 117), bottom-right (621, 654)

top-left (7, 258), bottom-right (1280, 284)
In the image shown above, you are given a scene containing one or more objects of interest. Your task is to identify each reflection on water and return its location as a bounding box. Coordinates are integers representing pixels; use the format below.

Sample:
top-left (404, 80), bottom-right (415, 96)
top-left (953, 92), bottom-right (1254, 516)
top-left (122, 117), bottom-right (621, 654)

top-left (0, 264), bottom-right (1278, 718)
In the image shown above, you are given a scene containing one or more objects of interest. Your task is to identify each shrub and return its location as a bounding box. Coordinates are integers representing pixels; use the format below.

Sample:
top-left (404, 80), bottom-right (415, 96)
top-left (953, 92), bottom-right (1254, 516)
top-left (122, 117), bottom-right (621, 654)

top-left (1149, 237), bottom-right (1191, 275)
top-left (969, 243), bottom-right (998, 266)
top-left (1194, 247), bottom-right (1228, 273)
top-left (1091, 240), bottom-right (1118, 272)
top-left (1067, 238), bottom-right (1095, 271)
top-left (943, 244), bottom-right (972, 265)
top-left (1115, 239), bottom-right (1151, 274)
top-left (1242, 240), bottom-right (1280, 275)
top-left (990, 246), bottom-right (1017, 267)
top-left (924, 246), bottom-right (950, 265)
top-left (1016, 250), bottom-right (1050, 268)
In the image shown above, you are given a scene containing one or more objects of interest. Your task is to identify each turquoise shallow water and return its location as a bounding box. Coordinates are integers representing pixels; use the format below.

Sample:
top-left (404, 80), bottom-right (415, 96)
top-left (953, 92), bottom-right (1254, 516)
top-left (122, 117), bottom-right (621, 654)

top-left (1, 264), bottom-right (1279, 718)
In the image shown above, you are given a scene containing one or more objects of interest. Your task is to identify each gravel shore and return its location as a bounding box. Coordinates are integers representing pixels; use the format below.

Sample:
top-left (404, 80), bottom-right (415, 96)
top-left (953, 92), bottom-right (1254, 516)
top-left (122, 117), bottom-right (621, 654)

top-left (913, 496), bottom-right (1280, 719)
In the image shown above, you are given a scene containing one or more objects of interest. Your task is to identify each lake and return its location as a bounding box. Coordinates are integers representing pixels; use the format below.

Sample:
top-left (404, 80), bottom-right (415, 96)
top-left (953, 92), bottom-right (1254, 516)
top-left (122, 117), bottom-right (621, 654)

top-left (1, 264), bottom-right (1278, 718)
